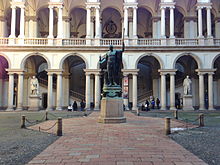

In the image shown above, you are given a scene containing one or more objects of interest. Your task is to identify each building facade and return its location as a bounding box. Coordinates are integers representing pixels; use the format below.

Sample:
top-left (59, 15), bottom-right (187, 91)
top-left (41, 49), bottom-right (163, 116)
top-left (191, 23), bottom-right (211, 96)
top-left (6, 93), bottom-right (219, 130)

top-left (0, 0), bottom-right (220, 111)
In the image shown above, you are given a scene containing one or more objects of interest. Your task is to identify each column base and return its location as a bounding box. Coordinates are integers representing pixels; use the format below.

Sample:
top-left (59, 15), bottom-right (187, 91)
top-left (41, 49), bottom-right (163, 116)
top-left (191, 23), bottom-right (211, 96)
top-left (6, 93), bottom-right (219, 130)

top-left (6, 107), bottom-right (14, 111)
top-left (132, 107), bottom-right (138, 111)
top-left (46, 108), bottom-right (53, 111)
top-left (15, 107), bottom-right (23, 111)
top-left (56, 107), bottom-right (63, 111)
top-left (160, 106), bottom-right (167, 110)
top-left (93, 107), bottom-right (100, 111)
top-left (169, 106), bottom-right (176, 111)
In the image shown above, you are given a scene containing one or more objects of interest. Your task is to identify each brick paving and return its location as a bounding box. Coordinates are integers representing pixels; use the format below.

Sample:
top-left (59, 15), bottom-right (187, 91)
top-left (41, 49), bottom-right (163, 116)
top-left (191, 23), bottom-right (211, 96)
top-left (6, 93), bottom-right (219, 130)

top-left (27, 112), bottom-right (207, 165)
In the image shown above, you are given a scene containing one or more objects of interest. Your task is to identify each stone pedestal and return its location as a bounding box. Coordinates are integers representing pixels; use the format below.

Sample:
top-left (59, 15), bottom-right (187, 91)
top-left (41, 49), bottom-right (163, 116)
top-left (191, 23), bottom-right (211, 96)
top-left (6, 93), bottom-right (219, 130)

top-left (98, 98), bottom-right (126, 123)
top-left (98, 85), bottom-right (126, 124)
top-left (29, 95), bottom-right (41, 111)
top-left (183, 95), bottom-right (194, 111)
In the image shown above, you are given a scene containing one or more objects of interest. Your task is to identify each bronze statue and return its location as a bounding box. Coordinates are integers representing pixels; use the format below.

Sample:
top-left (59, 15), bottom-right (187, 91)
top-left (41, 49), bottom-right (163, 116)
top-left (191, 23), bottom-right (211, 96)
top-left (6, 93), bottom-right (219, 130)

top-left (99, 42), bottom-right (124, 86)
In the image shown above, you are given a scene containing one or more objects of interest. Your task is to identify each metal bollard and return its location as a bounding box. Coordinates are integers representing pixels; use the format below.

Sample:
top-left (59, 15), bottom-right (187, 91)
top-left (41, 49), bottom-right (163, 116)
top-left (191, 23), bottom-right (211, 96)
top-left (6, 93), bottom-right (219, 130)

top-left (199, 113), bottom-right (204, 127)
top-left (57, 117), bottom-right (62, 136)
top-left (21, 115), bottom-right (26, 128)
top-left (165, 117), bottom-right (171, 135)
top-left (174, 110), bottom-right (178, 119)
top-left (45, 111), bottom-right (48, 121)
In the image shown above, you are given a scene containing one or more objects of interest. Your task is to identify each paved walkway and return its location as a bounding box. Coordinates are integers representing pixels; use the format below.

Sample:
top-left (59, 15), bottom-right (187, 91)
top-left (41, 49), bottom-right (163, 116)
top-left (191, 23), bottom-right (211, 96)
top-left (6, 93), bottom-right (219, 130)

top-left (28, 112), bottom-right (207, 165)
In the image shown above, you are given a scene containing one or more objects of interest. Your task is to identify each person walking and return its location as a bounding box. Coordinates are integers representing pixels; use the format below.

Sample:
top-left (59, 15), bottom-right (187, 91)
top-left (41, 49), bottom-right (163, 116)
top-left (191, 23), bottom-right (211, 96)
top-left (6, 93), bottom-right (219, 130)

top-left (151, 98), bottom-right (155, 109)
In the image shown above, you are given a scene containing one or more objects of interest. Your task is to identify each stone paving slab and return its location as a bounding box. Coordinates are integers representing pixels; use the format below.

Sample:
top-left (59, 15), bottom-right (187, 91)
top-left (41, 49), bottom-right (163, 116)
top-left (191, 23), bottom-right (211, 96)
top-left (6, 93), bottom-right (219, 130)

top-left (27, 112), bottom-right (207, 165)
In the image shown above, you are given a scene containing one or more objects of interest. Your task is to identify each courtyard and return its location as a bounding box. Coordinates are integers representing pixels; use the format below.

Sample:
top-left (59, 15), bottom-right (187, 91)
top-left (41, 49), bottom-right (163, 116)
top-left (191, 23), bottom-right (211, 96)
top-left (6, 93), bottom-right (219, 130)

top-left (0, 110), bottom-right (220, 165)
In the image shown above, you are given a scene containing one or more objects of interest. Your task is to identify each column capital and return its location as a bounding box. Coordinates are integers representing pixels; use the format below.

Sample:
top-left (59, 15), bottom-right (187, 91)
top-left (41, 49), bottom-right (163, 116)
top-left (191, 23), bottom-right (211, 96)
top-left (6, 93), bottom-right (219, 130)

top-left (160, 2), bottom-right (176, 9)
top-left (6, 69), bottom-right (25, 75)
top-left (46, 69), bottom-right (63, 75)
top-left (196, 69), bottom-right (216, 75)
top-left (152, 16), bottom-right (161, 22)
top-left (196, 3), bottom-right (212, 9)
top-left (121, 69), bottom-right (139, 75)
top-left (159, 69), bottom-right (177, 75)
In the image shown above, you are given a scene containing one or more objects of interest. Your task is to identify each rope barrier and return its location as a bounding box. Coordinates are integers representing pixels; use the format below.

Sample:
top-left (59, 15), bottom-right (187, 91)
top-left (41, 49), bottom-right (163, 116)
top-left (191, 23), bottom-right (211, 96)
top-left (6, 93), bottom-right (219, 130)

top-left (39, 122), bottom-right (58, 132)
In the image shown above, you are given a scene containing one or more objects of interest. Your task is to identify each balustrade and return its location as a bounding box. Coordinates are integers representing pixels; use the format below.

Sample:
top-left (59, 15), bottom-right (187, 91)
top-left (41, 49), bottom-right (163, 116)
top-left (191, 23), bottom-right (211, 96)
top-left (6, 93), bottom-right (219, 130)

top-left (0, 37), bottom-right (219, 47)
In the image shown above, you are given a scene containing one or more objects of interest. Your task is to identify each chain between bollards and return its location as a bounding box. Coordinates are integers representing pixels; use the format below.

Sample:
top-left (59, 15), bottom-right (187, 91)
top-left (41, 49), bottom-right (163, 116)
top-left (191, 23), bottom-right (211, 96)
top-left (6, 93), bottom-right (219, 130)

top-left (57, 117), bottom-right (62, 136)
top-left (21, 115), bottom-right (26, 128)
top-left (165, 117), bottom-right (171, 135)
top-left (199, 113), bottom-right (204, 127)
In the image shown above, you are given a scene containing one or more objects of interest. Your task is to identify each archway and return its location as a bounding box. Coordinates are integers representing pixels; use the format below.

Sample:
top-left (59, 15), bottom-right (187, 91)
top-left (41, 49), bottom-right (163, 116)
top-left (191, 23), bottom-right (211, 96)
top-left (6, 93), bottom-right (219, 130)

top-left (101, 8), bottom-right (122, 38)
top-left (137, 56), bottom-right (161, 106)
top-left (175, 55), bottom-right (199, 109)
top-left (23, 55), bottom-right (48, 109)
top-left (5, 7), bottom-right (21, 37)
top-left (174, 9), bottom-right (184, 38)
top-left (137, 7), bottom-right (152, 38)
top-left (0, 56), bottom-right (9, 109)
top-left (213, 56), bottom-right (220, 108)
top-left (37, 7), bottom-right (57, 38)
top-left (69, 8), bottom-right (86, 38)
top-left (62, 55), bottom-right (86, 109)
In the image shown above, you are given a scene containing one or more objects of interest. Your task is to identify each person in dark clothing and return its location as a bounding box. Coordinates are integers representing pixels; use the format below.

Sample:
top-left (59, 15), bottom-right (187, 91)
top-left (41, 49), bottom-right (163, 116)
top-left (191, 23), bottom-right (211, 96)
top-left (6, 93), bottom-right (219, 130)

top-left (80, 100), bottom-right (86, 111)
top-left (156, 98), bottom-right (160, 109)
top-left (72, 101), bottom-right (78, 111)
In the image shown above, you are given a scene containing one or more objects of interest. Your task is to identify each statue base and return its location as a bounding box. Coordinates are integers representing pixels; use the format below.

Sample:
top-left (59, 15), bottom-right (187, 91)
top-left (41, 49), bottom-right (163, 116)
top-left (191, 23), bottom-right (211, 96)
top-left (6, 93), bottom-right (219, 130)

top-left (183, 95), bottom-right (194, 111)
top-left (98, 98), bottom-right (126, 123)
top-left (29, 95), bottom-right (41, 111)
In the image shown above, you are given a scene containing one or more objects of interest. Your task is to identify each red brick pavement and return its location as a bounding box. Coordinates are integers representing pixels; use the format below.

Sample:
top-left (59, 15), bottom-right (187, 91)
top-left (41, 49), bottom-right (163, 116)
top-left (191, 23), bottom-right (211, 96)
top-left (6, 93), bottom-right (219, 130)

top-left (27, 112), bottom-right (207, 165)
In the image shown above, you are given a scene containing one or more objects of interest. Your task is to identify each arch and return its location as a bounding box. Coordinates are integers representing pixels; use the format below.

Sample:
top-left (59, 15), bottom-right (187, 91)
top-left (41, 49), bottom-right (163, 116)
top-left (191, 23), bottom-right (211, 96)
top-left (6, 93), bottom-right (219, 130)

top-left (59, 53), bottom-right (88, 69)
top-left (101, 6), bottom-right (123, 17)
top-left (172, 53), bottom-right (202, 69)
top-left (175, 5), bottom-right (186, 17)
top-left (21, 53), bottom-right (51, 69)
top-left (135, 53), bottom-right (164, 69)
top-left (69, 6), bottom-right (86, 15)
top-left (0, 53), bottom-right (11, 68)
top-left (211, 54), bottom-right (220, 69)
top-left (138, 5), bottom-right (154, 16)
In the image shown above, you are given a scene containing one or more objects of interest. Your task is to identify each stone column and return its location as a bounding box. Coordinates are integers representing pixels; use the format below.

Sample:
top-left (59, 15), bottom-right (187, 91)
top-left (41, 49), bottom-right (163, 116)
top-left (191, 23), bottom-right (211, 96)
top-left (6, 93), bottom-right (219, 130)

top-left (198, 73), bottom-right (205, 110)
top-left (63, 17), bottom-right (70, 38)
top-left (170, 73), bottom-right (176, 110)
top-left (86, 7), bottom-right (91, 39)
top-left (85, 73), bottom-right (91, 110)
top-left (47, 72), bottom-right (53, 111)
top-left (56, 72), bottom-right (63, 110)
top-left (197, 7), bottom-right (203, 38)
top-left (132, 73), bottom-right (138, 111)
top-left (160, 7), bottom-right (166, 38)
top-left (215, 18), bottom-right (220, 38)
top-left (208, 73), bottom-right (214, 110)
top-left (6, 73), bottom-right (14, 111)
top-left (16, 72), bottom-right (24, 111)
top-left (9, 6), bottom-right (16, 38)
top-left (206, 7), bottom-right (212, 38)
top-left (48, 6), bottom-right (54, 38)
top-left (57, 6), bottom-right (63, 38)
top-left (19, 6), bottom-right (25, 38)
top-left (169, 7), bottom-right (175, 38)
top-left (160, 72), bottom-right (166, 110)
top-left (124, 6), bottom-right (128, 38)
top-left (95, 6), bottom-right (101, 38)
top-left (123, 73), bottom-right (129, 110)
top-left (94, 73), bottom-right (101, 110)
top-left (133, 7), bottom-right (137, 39)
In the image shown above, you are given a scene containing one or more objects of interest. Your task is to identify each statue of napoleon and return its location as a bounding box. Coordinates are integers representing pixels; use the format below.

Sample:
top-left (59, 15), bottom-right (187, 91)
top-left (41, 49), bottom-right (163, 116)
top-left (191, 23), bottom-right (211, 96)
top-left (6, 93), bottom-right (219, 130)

top-left (99, 42), bottom-right (125, 86)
